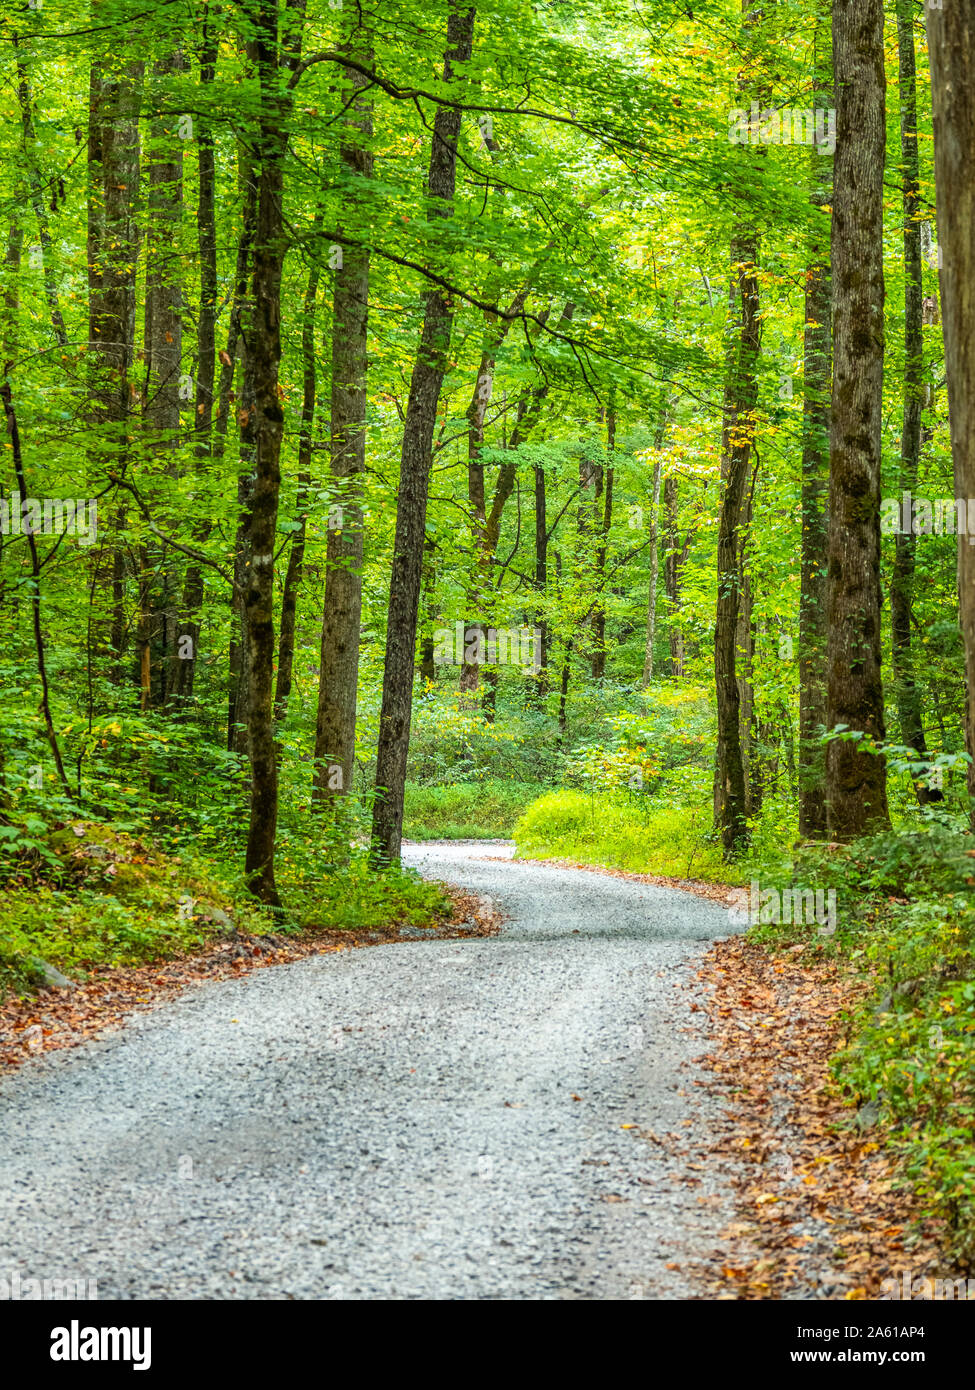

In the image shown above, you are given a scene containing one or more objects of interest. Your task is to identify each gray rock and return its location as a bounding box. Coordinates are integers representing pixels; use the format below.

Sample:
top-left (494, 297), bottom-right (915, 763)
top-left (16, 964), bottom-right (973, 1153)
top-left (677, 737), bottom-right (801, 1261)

top-left (855, 1099), bottom-right (881, 1130)
top-left (30, 958), bottom-right (76, 990)
top-left (204, 907), bottom-right (236, 933)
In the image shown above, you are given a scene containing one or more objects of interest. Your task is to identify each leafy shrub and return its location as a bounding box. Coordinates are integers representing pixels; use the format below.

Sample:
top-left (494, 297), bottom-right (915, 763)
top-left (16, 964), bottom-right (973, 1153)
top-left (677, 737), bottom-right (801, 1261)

top-left (751, 824), bottom-right (975, 1265)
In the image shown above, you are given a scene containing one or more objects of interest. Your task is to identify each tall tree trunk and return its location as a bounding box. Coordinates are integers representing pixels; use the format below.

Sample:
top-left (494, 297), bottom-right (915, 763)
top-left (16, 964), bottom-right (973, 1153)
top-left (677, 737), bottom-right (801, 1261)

top-left (641, 405), bottom-right (668, 687)
top-left (2, 220), bottom-right (22, 362)
top-left (313, 38), bottom-right (374, 806)
top-left (241, 0), bottom-right (303, 909)
top-left (214, 156), bottom-right (258, 744)
top-left (825, 0), bottom-right (890, 840)
top-left (274, 235), bottom-right (322, 727)
top-left (86, 56), bottom-right (144, 690)
top-left (663, 475), bottom-right (685, 678)
top-left (173, 23), bottom-right (218, 708)
top-left (458, 326), bottom-right (500, 704)
top-left (143, 51), bottom-right (185, 710)
top-left (798, 11), bottom-right (832, 839)
top-left (714, 236), bottom-right (760, 853)
top-left (228, 299), bottom-right (258, 756)
top-left (370, 5), bottom-right (476, 865)
top-left (418, 533), bottom-right (439, 683)
top-left (557, 637), bottom-right (573, 743)
top-left (737, 490), bottom-right (756, 810)
top-left (926, 0), bottom-right (975, 818)
top-left (530, 458), bottom-right (549, 698)
top-left (591, 408), bottom-right (615, 680)
top-left (891, 0), bottom-right (941, 806)
top-left (15, 41), bottom-right (68, 349)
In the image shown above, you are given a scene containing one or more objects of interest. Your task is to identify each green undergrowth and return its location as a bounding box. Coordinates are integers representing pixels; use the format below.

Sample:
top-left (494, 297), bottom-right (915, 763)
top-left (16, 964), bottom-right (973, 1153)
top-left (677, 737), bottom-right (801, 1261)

top-left (512, 788), bottom-right (743, 883)
top-left (404, 779), bottom-right (543, 840)
top-left (750, 824), bottom-right (975, 1268)
top-left (0, 814), bottom-right (449, 1003)
top-left (508, 684), bottom-right (794, 883)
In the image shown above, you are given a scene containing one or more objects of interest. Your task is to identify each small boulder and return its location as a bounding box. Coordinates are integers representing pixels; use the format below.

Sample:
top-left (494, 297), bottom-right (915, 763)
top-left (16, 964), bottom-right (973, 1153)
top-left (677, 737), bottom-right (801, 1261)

top-left (30, 958), bottom-right (76, 990)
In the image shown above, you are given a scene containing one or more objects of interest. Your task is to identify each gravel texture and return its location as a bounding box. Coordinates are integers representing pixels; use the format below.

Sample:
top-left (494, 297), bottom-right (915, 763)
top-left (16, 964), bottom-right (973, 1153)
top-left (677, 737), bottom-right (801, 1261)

top-left (0, 841), bottom-right (741, 1300)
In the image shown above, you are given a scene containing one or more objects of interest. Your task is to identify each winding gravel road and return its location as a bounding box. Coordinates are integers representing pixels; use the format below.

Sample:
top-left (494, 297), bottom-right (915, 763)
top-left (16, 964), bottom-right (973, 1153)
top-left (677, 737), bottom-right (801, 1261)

top-left (0, 842), bottom-right (740, 1300)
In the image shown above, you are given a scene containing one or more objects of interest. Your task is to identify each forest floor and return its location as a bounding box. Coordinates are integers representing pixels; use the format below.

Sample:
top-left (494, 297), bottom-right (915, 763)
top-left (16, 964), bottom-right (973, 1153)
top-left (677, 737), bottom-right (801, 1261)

top-left (0, 843), bottom-right (951, 1298)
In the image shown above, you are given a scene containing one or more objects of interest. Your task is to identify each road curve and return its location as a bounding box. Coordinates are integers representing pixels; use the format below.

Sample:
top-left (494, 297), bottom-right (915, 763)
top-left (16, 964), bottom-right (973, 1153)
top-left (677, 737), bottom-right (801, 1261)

top-left (0, 842), bottom-right (739, 1300)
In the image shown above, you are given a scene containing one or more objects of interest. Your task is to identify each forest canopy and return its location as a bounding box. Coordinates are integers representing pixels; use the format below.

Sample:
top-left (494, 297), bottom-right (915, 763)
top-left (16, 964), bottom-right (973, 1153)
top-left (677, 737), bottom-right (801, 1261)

top-left (0, 0), bottom-right (970, 918)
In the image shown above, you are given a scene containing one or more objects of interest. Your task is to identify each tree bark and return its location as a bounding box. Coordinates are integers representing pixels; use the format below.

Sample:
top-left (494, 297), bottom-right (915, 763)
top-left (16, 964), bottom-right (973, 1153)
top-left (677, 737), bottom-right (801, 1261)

top-left (15, 40), bottom-right (68, 350)
top-left (274, 236), bottom-right (321, 727)
top-left (143, 51), bottom-right (185, 709)
top-left (891, 0), bottom-right (941, 806)
top-left (591, 408), bottom-right (615, 680)
top-left (737, 489), bottom-right (756, 811)
top-left (530, 457), bottom-right (549, 698)
top-left (313, 40), bottom-right (373, 805)
top-left (663, 475), bottom-right (685, 678)
top-left (1, 220), bottom-right (22, 363)
top-left (173, 23), bottom-right (218, 708)
top-left (370, 5), bottom-right (476, 865)
top-left (241, 0), bottom-right (303, 909)
top-left (798, 16), bottom-right (832, 839)
top-left (87, 56), bottom-right (144, 689)
top-left (714, 236), bottom-right (760, 853)
top-left (641, 405), bottom-right (668, 687)
top-left (825, 0), bottom-right (890, 839)
top-left (418, 533), bottom-right (439, 683)
top-left (926, 0), bottom-right (975, 818)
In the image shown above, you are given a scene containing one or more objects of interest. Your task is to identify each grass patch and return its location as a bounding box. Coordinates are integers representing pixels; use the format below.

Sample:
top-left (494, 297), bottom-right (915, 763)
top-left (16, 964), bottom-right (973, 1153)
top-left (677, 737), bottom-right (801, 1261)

top-left (404, 780), bottom-right (543, 840)
top-left (512, 788), bottom-right (741, 883)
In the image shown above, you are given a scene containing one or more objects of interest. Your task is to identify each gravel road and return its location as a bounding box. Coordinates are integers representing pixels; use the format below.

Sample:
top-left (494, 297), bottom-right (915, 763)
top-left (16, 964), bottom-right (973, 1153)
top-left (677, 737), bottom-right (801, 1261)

top-left (0, 842), bottom-right (740, 1300)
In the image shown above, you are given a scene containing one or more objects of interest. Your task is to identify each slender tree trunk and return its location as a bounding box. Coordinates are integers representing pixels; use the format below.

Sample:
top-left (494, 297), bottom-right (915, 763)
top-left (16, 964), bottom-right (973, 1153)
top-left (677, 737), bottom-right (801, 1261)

top-left (241, 0), bottom-right (303, 909)
top-left (825, 0), bottom-right (890, 839)
top-left (530, 458), bottom-right (549, 699)
top-left (86, 56), bottom-right (144, 690)
top-left (213, 156), bottom-right (258, 744)
top-left (274, 237), bottom-right (322, 726)
top-left (557, 638), bottom-right (573, 743)
top-left (798, 15), bottom-right (832, 839)
top-left (228, 301), bottom-right (257, 756)
top-left (15, 42), bottom-right (68, 350)
top-left (418, 533), bottom-right (439, 683)
top-left (1, 383), bottom-right (73, 800)
top-left (891, 0), bottom-right (941, 806)
top-left (370, 5), bottom-right (476, 864)
top-left (143, 51), bottom-right (185, 710)
top-left (737, 490), bottom-right (756, 810)
top-left (2, 220), bottom-right (22, 362)
top-left (927, 0), bottom-right (975, 819)
top-left (641, 406), bottom-right (668, 687)
top-left (173, 24), bottom-right (218, 708)
top-left (663, 475), bottom-right (685, 678)
top-left (313, 39), bottom-right (374, 805)
top-left (591, 408), bottom-right (615, 679)
top-left (714, 236), bottom-right (760, 853)
top-left (458, 332), bottom-right (498, 704)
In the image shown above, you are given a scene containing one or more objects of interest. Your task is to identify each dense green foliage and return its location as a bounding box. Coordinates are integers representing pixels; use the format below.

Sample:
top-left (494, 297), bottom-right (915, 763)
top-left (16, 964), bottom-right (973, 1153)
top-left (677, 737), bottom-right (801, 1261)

top-left (751, 829), bottom-right (975, 1262)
